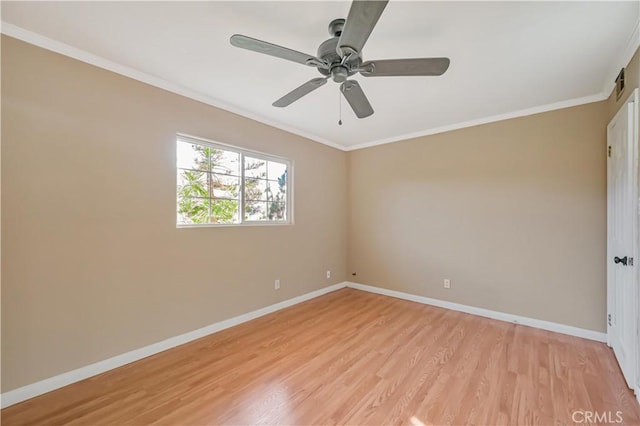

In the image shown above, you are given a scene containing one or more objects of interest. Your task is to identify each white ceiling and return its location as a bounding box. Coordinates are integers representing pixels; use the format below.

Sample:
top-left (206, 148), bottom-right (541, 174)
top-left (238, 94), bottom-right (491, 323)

top-left (2, 1), bottom-right (639, 150)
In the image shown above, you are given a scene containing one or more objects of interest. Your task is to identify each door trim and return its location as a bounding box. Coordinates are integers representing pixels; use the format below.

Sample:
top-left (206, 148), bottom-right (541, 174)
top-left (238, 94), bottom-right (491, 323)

top-left (630, 87), bottom-right (640, 397)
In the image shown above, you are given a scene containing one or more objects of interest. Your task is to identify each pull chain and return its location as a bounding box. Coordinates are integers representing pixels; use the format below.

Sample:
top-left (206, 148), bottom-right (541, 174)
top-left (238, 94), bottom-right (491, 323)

top-left (338, 90), bottom-right (343, 126)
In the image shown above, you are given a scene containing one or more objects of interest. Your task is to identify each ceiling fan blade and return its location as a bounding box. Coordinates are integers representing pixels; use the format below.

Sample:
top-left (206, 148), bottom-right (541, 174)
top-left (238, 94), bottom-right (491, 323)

top-left (360, 58), bottom-right (451, 77)
top-left (337, 0), bottom-right (388, 57)
top-left (273, 78), bottom-right (328, 108)
top-left (230, 34), bottom-right (324, 67)
top-left (340, 80), bottom-right (374, 118)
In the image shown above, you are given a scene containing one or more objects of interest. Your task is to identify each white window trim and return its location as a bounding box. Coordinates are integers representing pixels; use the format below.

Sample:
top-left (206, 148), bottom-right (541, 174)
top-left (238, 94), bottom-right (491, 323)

top-left (176, 133), bottom-right (294, 228)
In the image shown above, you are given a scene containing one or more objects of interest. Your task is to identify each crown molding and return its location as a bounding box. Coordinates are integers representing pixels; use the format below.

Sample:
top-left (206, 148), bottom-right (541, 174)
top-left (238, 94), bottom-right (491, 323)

top-left (344, 92), bottom-right (608, 151)
top-left (0, 22), bottom-right (616, 153)
top-left (602, 19), bottom-right (640, 97)
top-left (0, 22), bottom-right (345, 151)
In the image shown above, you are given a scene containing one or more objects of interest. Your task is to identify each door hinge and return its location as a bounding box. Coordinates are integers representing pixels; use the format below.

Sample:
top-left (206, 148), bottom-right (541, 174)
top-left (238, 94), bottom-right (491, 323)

top-left (608, 313), bottom-right (613, 326)
top-left (608, 145), bottom-right (612, 157)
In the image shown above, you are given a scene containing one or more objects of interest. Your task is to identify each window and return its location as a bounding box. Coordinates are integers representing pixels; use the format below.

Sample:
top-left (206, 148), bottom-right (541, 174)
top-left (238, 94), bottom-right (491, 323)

top-left (176, 135), bottom-right (291, 226)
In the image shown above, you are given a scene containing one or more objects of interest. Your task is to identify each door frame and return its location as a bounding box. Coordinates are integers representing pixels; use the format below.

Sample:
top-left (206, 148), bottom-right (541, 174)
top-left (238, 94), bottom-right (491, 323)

top-left (632, 88), bottom-right (640, 398)
top-left (606, 87), bottom-right (639, 395)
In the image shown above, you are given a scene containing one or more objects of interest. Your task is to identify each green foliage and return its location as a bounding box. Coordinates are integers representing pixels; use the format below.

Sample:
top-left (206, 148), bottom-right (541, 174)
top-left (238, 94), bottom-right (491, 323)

top-left (243, 159), bottom-right (266, 218)
top-left (268, 171), bottom-right (287, 220)
top-left (210, 199), bottom-right (239, 224)
top-left (177, 170), bottom-right (209, 223)
top-left (177, 145), bottom-right (242, 224)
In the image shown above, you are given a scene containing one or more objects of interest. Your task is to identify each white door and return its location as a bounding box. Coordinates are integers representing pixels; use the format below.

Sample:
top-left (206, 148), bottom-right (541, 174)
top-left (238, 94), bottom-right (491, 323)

top-left (607, 90), bottom-right (638, 390)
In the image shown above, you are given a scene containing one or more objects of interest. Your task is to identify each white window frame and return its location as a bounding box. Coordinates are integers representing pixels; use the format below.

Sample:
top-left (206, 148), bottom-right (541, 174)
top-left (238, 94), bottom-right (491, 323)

top-left (176, 134), bottom-right (293, 227)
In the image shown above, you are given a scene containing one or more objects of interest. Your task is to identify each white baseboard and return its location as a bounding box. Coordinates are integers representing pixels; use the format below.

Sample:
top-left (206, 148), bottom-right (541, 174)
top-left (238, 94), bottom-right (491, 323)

top-left (345, 282), bottom-right (607, 343)
top-left (0, 282), bottom-right (348, 409)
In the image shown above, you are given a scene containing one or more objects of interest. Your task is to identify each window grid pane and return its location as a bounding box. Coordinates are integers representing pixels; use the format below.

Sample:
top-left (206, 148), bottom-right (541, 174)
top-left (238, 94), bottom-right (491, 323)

top-left (177, 137), bottom-right (289, 226)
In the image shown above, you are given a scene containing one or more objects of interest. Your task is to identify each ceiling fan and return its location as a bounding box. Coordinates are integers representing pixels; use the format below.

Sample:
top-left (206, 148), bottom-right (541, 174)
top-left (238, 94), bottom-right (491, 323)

top-left (230, 0), bottom-right (450, 119)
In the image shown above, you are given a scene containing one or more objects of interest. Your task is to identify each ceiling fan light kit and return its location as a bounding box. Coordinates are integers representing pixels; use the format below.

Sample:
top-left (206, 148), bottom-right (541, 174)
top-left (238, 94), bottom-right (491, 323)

top-left (230, 0), bottom-right (450, 120)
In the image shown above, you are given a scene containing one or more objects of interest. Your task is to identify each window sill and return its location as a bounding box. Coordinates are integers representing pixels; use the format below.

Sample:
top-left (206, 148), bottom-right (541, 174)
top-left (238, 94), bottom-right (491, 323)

top-left (177, 221), bottom-right (293, 229)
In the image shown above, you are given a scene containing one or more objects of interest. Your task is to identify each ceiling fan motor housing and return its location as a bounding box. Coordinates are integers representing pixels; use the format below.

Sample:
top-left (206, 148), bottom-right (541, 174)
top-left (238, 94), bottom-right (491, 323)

top-left (317, 33), bottom-right (362, 82)
top-left (331, 66), bottom-right (349, 83)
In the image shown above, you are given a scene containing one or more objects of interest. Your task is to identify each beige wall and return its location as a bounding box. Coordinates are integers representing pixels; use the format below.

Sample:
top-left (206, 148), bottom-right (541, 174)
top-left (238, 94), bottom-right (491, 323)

top-left (1, 36), bottom-right (347, 392)
top-left (348, 101), bottom-right (608, 332)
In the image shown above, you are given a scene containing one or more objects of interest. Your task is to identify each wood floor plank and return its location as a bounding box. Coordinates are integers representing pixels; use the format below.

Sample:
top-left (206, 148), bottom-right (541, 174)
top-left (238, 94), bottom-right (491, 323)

top-left (2, 288), bottom-right (639, 425)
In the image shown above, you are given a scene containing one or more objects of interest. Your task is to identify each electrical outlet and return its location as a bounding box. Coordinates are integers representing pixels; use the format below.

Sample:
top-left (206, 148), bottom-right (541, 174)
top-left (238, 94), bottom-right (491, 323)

top-left (275, 279), bottom-right (280, 290)
top-left (326, 270), bottom-right (331, 279)
top-left (444, 279), bottom-right (451, 289)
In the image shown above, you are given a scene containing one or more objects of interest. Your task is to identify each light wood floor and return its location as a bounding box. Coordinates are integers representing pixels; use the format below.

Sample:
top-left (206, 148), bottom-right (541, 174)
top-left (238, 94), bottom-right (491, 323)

top-left (3, 288), bottom-right (639, 425)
